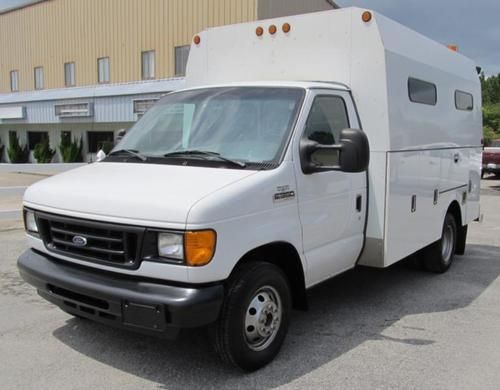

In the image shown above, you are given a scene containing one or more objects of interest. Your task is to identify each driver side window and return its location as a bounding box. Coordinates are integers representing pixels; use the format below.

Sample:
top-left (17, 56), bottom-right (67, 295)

top-left (304, 95), bottom-right (349, 145)
top-left (304, 95), bottom-right (350, 166)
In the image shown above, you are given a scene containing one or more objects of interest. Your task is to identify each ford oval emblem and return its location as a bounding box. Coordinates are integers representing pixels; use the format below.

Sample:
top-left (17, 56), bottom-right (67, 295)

top-left (72, 235), bottom-right (88, 247)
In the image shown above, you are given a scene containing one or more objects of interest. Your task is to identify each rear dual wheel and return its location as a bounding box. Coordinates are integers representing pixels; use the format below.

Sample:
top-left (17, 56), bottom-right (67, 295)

top-left (424, 212), bottom-right (457, 273)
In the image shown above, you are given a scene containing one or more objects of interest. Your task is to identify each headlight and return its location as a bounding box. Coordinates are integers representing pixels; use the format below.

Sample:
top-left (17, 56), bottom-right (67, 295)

top-left (157, 232), bottom-right (184, 259)
top-left (156, 230), bottom-right (216, 266)
top-left (24, 210), bottom-right (39, 234)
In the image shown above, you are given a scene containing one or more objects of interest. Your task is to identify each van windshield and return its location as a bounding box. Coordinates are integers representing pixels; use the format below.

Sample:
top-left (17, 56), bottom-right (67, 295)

top-left (114, 87), bottom-right (304, 169)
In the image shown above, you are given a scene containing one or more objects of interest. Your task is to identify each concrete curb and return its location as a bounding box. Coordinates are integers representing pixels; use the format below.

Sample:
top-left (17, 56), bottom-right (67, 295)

top-left (0, 163), bottom-right (86, 175)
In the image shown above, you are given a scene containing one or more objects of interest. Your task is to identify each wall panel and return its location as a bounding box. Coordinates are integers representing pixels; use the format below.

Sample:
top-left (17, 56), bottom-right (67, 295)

top-left (0, 0), bottom-right (258, 93)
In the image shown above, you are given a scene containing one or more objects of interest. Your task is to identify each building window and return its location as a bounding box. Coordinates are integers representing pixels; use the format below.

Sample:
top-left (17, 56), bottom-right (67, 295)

top-left (64, 62), bottom-right (76, 87)
top-left (10, 70), bottom-right (19, 92)
top-left (34, 67), bottom-right (44, 90)
top-left (98, 57), bottom-right (110, 83)
top-left (455, 90), bottom-right (473, 111)
top-left (175, 45), bottom-right (190, 76)
top-left (87, 131), bottom-right (114, 153)
top-left (133, 99), bottom-right (159, 117)
top-left (141, 50), bottom-right (155, 80)
top-left (408, 77), bottom-right (437, 106)
top-left (61, 131), bottom-right (71, 141)
top-left (55, 102), bottom-right (93, 117)
top-left (28, 131), bottom-right (49, 150)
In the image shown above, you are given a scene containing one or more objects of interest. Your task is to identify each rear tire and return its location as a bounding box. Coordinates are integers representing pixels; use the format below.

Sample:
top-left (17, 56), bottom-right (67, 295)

top-left (213, 261), bottom-right (291, 372)
top-left (423, 212), bottom-right (457, 273)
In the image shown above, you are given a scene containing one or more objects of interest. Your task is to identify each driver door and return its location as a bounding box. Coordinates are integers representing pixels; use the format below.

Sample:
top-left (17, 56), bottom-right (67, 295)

top-left (293, 90), bottom-right (367, 287)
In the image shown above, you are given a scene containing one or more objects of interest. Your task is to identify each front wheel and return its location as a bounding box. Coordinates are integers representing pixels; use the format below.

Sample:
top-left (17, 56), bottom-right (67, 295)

top-left (213, 261), bottom-right (291, 371)
top-left (424, 212), bottom-right (457, 273)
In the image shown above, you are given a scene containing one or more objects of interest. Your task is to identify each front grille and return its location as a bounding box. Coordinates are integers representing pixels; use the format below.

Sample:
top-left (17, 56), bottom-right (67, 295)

top-left (36, 212), bottom-right (145, 269)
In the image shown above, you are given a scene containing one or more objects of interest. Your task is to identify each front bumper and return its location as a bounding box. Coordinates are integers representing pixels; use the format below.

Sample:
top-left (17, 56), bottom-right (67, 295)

top-left (18, 249), bottom-right (224, 338)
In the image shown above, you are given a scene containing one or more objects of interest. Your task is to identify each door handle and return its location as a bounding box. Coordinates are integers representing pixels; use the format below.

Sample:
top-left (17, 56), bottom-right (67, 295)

top-left (453, 153), bottom-right (460, 163)
top-left (356, 195), bottom-right (362, 212)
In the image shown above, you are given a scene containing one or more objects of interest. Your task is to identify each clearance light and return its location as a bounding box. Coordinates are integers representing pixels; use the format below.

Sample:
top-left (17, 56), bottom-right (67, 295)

top-left (193, 35), bottom-right (201, 45)
top-left (282, 23), bottom-right (291, 33)
top-left (256, 26), bottom-right (264, 37)
top-left (269, 24), bottom-right (277, 35)
top-left (185, 230), bottom-right (216, 267)
top-left (447, 44), bottom-right (458, 52)
top-left (362, 11), bottom-right (372, 23)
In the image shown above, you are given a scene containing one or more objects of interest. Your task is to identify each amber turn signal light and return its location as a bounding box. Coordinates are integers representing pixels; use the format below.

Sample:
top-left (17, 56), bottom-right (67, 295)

top-left (193, 35), bottom-right (201, 45)
top-left (362, 11), bottom-right (372, 23)
top-left (185, 230), bottom-right (216, 267)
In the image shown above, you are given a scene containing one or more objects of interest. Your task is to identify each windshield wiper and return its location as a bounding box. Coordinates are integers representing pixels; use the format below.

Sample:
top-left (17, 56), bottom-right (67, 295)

top-left (163, 150), bottom-right (246, 168)
top-left (107, 149), bottom-right (148, 161)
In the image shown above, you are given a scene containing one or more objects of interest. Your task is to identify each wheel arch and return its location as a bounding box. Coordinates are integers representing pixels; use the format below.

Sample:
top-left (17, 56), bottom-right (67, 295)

top-left (229, 241), bottom-right (308, 310)
top-left (447, 200), bottom-right (463, 227)
top-left (447, 200), bottom-right (467, 255)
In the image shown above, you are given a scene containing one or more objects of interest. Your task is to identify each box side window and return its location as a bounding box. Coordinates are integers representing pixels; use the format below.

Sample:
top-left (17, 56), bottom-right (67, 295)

top-left (408, 77), bottom-right (437, 106)
top-left (455, 90), bottom-right (473, 111)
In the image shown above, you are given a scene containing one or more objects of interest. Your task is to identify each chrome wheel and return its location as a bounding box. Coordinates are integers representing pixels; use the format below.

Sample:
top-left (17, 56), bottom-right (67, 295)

top-left (244, 285), bottom-right (282, 351)
top-left (441, 223), bottom-right (454, 264)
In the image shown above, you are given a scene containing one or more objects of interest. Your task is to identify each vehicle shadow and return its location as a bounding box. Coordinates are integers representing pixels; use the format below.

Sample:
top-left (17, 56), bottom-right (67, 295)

top-left (52, 244), bottom-right (500, 389)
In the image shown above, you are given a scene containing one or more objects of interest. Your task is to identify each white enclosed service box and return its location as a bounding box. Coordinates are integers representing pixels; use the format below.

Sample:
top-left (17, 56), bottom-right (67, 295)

top-left (187, 7), bottom-right (482, 267)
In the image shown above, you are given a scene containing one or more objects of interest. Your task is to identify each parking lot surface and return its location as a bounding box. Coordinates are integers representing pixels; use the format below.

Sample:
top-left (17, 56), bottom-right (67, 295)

top-left (1, 173), bottom-right (499, 389)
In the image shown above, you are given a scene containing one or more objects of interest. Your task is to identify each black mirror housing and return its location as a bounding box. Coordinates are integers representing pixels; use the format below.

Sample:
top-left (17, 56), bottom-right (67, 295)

top-left (338, 128), bottom-right (370, 173)
top-left (300, 128), bottom-right (369, 174)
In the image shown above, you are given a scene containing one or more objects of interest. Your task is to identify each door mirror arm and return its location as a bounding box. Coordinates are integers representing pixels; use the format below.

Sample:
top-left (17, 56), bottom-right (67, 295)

top-left (300, 140), bottom-right (342, 174)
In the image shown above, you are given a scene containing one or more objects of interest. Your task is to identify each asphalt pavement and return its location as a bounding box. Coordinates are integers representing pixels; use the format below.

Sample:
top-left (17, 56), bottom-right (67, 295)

top-left (0, 174), bottom-right (499, 389)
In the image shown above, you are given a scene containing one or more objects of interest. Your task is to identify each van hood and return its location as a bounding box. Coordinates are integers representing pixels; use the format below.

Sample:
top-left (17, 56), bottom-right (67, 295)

top-left (24, 162), bottom-right (257, 225)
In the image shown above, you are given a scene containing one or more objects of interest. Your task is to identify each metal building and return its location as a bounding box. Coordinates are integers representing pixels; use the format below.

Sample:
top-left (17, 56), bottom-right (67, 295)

top-left (0, 0), bottom-right (339, 162)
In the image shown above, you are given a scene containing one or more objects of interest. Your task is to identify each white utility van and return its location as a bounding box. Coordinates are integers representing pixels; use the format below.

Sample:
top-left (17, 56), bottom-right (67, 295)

top-left (18, 8), bottom-right (482, 371)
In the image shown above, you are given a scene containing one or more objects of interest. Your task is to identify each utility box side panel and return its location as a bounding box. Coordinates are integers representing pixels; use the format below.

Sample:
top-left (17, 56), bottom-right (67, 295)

top-left (378, 12), bottom-right (482, 151)
top-left (384, 51), bottom-right (482, 151)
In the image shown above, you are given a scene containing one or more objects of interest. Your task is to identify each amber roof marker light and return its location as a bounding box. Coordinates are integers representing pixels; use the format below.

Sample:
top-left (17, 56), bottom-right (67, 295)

top-left (193, 35), bottom-right (201, 45)
top-left (256, 26), bottom-right (264, 37)
top-left (282, 23), bottom-right (291, 33)
top-left (269, 24), bottom-right (277, 35)
top-left (362, 11), bottom-right (372, 23)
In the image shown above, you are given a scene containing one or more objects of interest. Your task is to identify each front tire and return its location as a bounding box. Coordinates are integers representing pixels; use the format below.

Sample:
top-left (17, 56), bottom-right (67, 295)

top-left (424, 212), bottom-right (457, 273)
top-left (213, 261), bottom-right (291, 371)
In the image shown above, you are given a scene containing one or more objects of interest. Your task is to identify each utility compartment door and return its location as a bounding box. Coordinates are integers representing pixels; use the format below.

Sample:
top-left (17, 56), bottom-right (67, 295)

top-left (384, 150), bottom-right (442, 266)
top-left (293, 90), bottom-right (367, 287)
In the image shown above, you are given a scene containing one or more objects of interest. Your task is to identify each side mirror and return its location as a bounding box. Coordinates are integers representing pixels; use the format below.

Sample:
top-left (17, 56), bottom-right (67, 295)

top-left (300, 128), bottom-right (370, 174)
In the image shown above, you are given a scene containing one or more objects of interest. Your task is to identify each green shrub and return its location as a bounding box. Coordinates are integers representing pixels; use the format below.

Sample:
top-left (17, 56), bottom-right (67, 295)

top-left (0, 137), bottom-right (4, 162)
top-left (483, 126), bottom-right (498, 147)
top-left (7, 133), bottom-right (29, 163)
top-left (59, 133), bottom-right (83, 162)
top-left (33, 138), bottom-right (55, 163)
